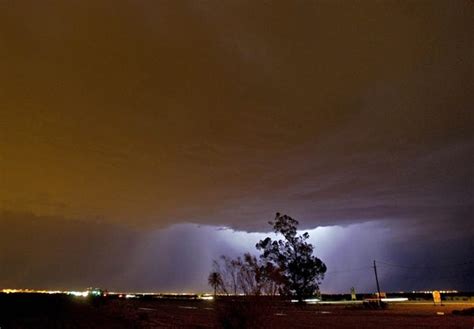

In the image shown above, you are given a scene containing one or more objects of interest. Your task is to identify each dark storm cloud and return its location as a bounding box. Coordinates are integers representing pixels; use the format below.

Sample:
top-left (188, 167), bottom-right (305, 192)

top-left (0, 1), bottom-right (473, 290)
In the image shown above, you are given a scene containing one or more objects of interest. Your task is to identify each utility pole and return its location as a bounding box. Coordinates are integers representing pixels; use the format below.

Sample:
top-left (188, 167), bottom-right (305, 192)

top-left (373, 260), bottom-right (382, 307)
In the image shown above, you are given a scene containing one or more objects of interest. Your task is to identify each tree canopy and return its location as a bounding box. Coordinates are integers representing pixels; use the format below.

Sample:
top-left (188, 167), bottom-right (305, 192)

top-left (256, 213), bottom-right (327, 301)
top-left (208, 271), bottom-right (223, 297)
top-left (208, 213), bottom-right (327, 302)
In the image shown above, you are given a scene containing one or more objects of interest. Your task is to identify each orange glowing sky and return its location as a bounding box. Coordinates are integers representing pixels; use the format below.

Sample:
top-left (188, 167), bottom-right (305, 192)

top-left (0, 1), bottom-right (472, 291)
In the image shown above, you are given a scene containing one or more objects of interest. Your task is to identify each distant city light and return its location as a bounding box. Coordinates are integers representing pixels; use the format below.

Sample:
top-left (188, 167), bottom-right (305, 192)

top-left (198, 295), bottom-right (214, 301)
top-left (69, 291), bottom-right (89, 297)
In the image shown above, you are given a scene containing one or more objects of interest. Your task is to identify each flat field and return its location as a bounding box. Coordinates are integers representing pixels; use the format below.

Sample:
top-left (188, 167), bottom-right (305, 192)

top-left (0, 294), bottom-right (473, 328)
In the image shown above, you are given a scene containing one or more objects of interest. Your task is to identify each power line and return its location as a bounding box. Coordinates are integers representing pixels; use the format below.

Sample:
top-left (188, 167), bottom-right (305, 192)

top-left (373, 260), bottom-right (382, 306)
top-left (325, 266), bottom-right (372, 275)
top-left (376, 259), bottom-right (474, 270)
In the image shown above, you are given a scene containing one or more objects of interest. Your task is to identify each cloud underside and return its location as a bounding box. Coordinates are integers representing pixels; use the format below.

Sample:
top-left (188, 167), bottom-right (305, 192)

top-left (1, 1), bottom-right (472, 231)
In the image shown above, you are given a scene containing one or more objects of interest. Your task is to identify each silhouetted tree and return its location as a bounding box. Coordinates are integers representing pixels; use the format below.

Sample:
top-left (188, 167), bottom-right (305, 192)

top-left (220, 255), bottom-right (240, 295)
top-left (211, 256), bottom-right (241, 295)
top-left (212, 253), bottom-right (280, 296)
top-left (208, 271), bottom-right (223, 297)
top-left (260, 262), bottom-right (285, 296)
top-left (237, 253), bottom-right (263, 295)
top-left (256, 213), bottom-right (327, 302)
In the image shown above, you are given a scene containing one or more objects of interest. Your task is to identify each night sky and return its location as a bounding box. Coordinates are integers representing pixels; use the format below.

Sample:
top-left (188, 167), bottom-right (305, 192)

top-left (0, 1), bottom-right (473, 293)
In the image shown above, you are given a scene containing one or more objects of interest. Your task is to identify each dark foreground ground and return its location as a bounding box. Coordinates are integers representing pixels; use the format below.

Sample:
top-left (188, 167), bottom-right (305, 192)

top-left (0, 294), bottom-right (473, 329)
